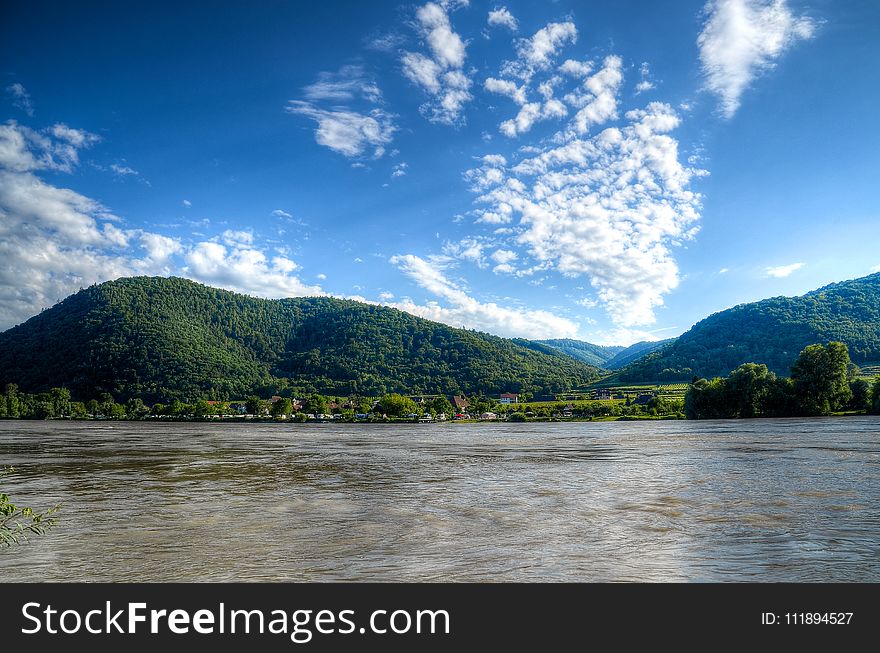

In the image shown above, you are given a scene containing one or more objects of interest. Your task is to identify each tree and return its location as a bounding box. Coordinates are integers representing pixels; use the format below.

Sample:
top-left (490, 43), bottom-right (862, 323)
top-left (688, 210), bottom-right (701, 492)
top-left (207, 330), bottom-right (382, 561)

top-left (791, 342), bottom-right (853, 415)
top-left (271, 397), bottom-right (292, 418)
top-left (430, 395), bottom-right (453, 417)
top-left (306, 394), bottom-right (328, 417)
top-left (193, 399), bottom-right (211, 418)
top-left (4, 384), bottom-right (20, 418)
top-left (1, 467), bottom-right (59, 547)
top-left (848, 379), bottom-right (871, 412)
top-left (376, 393), bottom-right (418, 418)
top-left (49, 387), bottom-right (71, 417)
top-left (126, 398), bottom-right (147, 419)
top-left (723, 363), bottom-right (774, 417)
top-left (871, 377), bottom-right (880, 415)
top-left (245, 396), bottom-right (266, 416)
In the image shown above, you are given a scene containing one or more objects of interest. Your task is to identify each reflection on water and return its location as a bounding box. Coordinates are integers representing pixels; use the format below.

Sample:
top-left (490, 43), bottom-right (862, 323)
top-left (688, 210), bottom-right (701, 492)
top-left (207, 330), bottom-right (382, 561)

top-left (1, 417), bottom-right (879, 582)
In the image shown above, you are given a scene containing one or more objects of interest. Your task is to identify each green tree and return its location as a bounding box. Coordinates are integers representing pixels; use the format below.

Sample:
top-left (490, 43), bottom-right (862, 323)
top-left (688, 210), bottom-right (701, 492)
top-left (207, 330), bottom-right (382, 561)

top-left (430, 395), bottom-right (454, 417)
top-left (848, 379), bottom-right (871, 411)
top-left (4, 384), bottom-right (20, 418)
top-left (871, 377), bottom-right (880, 415)
top-left (726, 363), bottom-right (776, 418)
top-left (193, 399), bottom-right (211, 418)
top-left (791, 342), bottom-right (853, 415)
top-left (125, 398), bottom-right (147, 419)
top-left (306, 394), bottom-right (328, 416)
top-left (376, 393), bottom-right (418, 418)
top-left (270, 397), bottom-right (293, 418)
top-left (49, 387), bottom-right (71, 417)
top-left (245, 396), bottom-right (265, 416)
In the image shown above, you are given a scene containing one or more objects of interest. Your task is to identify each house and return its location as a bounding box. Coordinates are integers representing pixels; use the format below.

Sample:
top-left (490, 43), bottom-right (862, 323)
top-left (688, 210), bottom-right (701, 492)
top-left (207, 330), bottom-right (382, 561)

top-left (563, 403), bottom-right (574, 418)
top-left (633, 392), bottom-right (654, 406)
top-left (594, 388), bottom-right (612, 400)
top-left (499, 392), bottom-right (519, 404)
top-left (453, 395), bottom-right (469, 410)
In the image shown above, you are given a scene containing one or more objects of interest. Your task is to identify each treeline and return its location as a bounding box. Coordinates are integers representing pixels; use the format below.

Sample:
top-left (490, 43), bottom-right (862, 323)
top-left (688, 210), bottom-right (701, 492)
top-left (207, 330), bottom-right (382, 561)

top-left (684, 342), bottom-right (880, 419)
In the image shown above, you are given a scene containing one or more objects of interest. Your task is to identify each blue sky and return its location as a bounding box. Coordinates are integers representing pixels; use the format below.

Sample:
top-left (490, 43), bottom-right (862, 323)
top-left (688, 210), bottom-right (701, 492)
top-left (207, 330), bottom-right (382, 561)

top-left (2, 0), bottom-right (878, 344)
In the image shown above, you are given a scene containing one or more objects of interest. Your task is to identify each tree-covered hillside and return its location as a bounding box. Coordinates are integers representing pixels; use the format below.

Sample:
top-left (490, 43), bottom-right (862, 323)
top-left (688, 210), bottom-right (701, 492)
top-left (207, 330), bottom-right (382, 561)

top-left (603, 339), bottom-right (675, 370)
top-left (619, 273), bottom-right (880, 381)
top-left (0, 277), bottom-right (602, 402)
top-left (532, 339), bottom-right (623, 367)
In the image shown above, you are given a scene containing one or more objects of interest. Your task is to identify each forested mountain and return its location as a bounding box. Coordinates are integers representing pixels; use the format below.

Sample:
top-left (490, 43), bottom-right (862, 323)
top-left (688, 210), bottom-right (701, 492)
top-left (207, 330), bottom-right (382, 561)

top-left (618, 273), bottom-right (880, 381)
top-left (0, 277), bottom-right (602, 402)
top-left (603, 339), bottom-right (675, 370)
top-left (532, 339), bottom-right (623, 367)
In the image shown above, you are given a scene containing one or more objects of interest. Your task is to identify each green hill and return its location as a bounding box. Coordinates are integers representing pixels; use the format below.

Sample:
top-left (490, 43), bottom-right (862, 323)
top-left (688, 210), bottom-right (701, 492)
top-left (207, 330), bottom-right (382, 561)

top-left (618, 273), bottom-right (880, 382)
top-left (603, 339), bottom-right (675, 370)
top-left (0, 276), bottom-right (602, 402)
top-left (532, 339), bottom-right (623, 367)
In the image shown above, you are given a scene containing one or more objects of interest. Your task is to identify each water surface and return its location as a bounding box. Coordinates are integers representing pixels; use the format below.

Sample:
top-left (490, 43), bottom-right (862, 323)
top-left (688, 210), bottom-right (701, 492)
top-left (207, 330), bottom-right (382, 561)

top-left (1, 418), bottom-right (878, 581)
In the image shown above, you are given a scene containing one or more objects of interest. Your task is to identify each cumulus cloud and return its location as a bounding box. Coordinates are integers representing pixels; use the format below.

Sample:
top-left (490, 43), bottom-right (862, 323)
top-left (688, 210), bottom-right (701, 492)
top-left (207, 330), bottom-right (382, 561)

top-left (507, 21), bottom-right (578, 80)
top-left (487, 7), bottom-right (518, 32)
top-left (0, 120), bottom-right (100, 173)
top-left (387, 254), bottom-right (579, 338)
top-left (0, 120), bottom-right (323, 330)
top-left (466, 99), bottom-right (704, 327)
top-left (400, 2), bottom-right (473, 124)
top-left (286, 102), bottom-right (396, 158)
top-left (698, 0), bottom-right (816, 118)
top-left (6, 83), bottom-right (34, 116)
top-left (183, 241), bottom-right (323, 299)
top-left (764, 262), bottom-right (804, 277)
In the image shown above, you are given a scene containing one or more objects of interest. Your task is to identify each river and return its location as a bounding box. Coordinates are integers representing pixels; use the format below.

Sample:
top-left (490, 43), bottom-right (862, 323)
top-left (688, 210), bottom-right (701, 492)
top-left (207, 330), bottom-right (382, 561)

top-left (1, 417), bottom-right (878, 581)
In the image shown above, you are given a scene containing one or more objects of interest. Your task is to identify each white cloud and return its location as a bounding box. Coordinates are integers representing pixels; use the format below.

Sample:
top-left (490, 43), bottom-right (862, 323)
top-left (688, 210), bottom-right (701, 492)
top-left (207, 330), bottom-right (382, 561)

top-left (286, 102), bottom-right (396, 158)
top-left (466, 100), bottom-right (704, 327)
top-left (635, 62), bottom-right (655, 94)
top-left (509, 21), bottom-right (578, 80)
top-left (6, 83), bottom-right (34, 116)
top-left (870, 264), bottom-right (880, 274)
top-left (567, 55), bottom-right (624, 134)
top-left (0, 120), bottom-right (100, 173)
top-left (387, 254), bottom-right (579, 338)
top-left (484, 77), bottom-right (528, 105)
top-left (317, 273), bottom-right (327, 280)
top-left (764, 262), bottom-right (804, 277)
top-left (221, 229), bottom-right (254, 247)
top-left (697, 0), bottom-right (816, 118)
top-left (184, 241), bottom-right (322, 298)
top-left (487, 7), bottom-right (518, 32)
top-left (391, 161), bottom-right (408, 178)
top-left (302, 65), bottom-right (382, 103)
top-left (718, 267), bottom-right (729, 274)
top-left (109, 163), bottom-right (139, 177)
top-left (182, 199), bottom-right (192, 208)
top-left (0, 120), bottom-right (323, 330)
top-left (271, 209), bottom-right (292, 219)
top-left (400, 2), bottom-right (473, 124)
top-left (585, 327), bottom-right (662, 347)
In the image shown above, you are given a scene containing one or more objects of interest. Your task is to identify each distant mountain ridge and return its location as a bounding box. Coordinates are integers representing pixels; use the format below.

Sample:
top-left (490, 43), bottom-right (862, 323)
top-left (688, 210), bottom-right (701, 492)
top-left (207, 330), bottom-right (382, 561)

top-left (533, 339), bottom-right (624, 368)
top-left (0, 276), bottom-right (603, 402)
top-left (617, 273), bottom-right (880, 381)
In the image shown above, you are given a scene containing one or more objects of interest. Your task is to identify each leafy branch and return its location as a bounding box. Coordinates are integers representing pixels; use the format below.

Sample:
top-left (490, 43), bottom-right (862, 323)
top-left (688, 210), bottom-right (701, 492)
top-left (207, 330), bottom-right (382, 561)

top-left (0, 467), bottom-right (60, 547)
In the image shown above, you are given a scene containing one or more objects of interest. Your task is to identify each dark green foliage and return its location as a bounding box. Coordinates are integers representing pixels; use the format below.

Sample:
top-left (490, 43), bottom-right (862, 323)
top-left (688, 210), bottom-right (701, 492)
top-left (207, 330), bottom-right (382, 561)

top-left (685, 342), bottom-right (857, 419)
top-left (871, 377), bottom-right (880, 415)
top-left (847, 379), bottom-right (871, 412)
top-left (791, 342), bottom-right (852, 415)
top-left (532, 339), bottom-right (623, 367)
top-left (0, 276), bottom-right (602, 403)
top-left (621, 273), bottom-right (880, 381)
